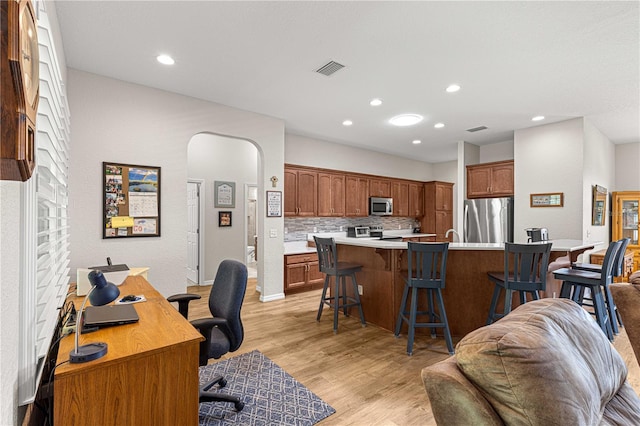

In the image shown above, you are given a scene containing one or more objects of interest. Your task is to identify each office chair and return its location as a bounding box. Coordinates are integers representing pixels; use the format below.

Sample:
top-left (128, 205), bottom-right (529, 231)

top-left (168, 259), bottom-right (248, 412)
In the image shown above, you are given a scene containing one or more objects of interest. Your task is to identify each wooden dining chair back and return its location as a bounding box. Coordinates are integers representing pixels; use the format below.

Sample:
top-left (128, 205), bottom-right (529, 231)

top-left (486, 242), bottom-right (553, 324)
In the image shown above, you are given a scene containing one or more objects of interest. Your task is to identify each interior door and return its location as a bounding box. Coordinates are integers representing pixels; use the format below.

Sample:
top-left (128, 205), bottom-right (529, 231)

top-left (187, 181), bottom-right (200, 283)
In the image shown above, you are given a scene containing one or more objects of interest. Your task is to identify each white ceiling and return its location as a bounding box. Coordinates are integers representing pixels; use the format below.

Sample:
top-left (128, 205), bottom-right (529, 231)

top-left (54, 1), bottom-right (639, 163)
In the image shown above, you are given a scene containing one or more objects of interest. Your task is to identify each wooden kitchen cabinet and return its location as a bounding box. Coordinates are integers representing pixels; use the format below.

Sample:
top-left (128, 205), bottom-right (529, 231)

top-left (284, 167), bottom-right (317, 216)
top-left (318, 172), bottom-right (345, 217)
top-left (409, 182), bottom-right (424, 217)
top-left (466, 160), bottom-right (514, 199)
top-left (612, 191), bottom-right (640, 272)
top-left (284, 252), bottom-right (324, 294)
top-left (369, 178), bottom-right (391, 197)
top-left (423, 181), bottom-right (454, 241)
top-left (392, 180), bottom-right (409, 216)
top-left (345, 175), bottom-right (369, 216)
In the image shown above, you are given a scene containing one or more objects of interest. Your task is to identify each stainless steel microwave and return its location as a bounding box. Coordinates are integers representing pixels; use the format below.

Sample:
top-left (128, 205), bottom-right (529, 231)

top-left (370, 197), bottom-right (393, 216)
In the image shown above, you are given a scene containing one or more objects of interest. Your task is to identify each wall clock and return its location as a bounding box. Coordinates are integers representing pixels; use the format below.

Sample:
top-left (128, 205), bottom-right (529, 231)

top-left (1, 0), bottom-right (39, 181)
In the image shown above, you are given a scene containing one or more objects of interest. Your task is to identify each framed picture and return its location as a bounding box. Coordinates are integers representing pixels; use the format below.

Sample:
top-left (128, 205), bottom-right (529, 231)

top-left (219, 211), bottom-right (232, 227)
top-left (530, 192), bottom-right (563, 208)
top-left (592, 185), bottom-right (607, 226)
top-left (214, 181), bottom-right (235, 208)
top-left (103, 162), bottom-right (161, 238)
top-left (267, 191), bottom-right (282, 217)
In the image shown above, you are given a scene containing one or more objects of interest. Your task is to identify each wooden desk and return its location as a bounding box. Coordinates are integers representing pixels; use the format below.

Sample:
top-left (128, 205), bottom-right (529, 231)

top-left (54, 276), bottom-right (203, 425)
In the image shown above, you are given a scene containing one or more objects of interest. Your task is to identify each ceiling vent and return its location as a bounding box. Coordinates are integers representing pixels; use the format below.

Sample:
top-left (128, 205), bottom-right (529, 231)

top-left (315, 60), bottom-right (345, 76)
top-left (466, 126), bottom-right (488, 133)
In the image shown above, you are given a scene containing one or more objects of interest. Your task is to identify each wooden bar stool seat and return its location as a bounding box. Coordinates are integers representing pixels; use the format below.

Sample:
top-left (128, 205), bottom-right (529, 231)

top-left (395, 242), bottom-right (453, 355)
top-left (314, 236), bottom-right (366, 333)
top-left (486, 242), bottom-right (552, 325)
top-left (554, 240), bottom-right (623, 341)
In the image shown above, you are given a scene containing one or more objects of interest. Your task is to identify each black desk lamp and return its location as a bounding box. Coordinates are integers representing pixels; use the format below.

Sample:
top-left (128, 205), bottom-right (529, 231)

top-left (69, 270), bottom-right (120, 363)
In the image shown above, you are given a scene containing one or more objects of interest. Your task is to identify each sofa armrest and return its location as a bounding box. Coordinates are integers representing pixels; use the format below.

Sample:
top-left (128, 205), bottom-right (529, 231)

top-left (422, 357), bottom-right (503, 426)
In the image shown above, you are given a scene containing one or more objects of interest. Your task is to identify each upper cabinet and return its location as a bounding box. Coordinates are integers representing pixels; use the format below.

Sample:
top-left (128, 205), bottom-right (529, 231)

top-left (408, 182), bottom-right (424, 217)
top-left (466, 160), bottom-right (514, 199)
top-left (345, 175), bottom-right (369, 217)
top-left (369, 178), bottom-right (391, 198)
top-left (392, 180), bottom-right (409, 216)
top-left (284, 167), bottom-right (317, 216)
top-left (318, 172), bottom-right (345, 217)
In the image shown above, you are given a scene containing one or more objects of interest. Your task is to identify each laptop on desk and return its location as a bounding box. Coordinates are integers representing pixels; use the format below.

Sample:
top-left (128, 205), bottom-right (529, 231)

top-left (83, 304), bottom-right (139, 328)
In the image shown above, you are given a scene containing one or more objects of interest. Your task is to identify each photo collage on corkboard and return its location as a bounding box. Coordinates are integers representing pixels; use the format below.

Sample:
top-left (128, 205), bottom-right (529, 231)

top-left (103, 162), bottom-right (161, 238)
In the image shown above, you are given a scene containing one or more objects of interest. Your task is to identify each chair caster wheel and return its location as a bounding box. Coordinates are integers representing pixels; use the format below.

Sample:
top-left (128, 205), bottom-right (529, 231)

top-left (219, 378), bottom-right (227, 388)
top-left (235, 401), bottom-right (245, 411)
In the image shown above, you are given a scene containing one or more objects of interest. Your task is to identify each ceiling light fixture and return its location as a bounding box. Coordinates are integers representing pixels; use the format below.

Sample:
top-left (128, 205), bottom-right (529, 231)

top-left (532, 116), bottom-right (545, 121)
top-left (156, 54), bottom-right (175, 65)
top-left (370, 98), bottom-right (382, 106)
top-left (412, 140), bottom-right (422, 145)
top-left (342, 120), bottom-right (353, 126)
top-left (446, 84), bottom-right (461, 93)
top-left (434, 123), bottom-right (445, 129)
top-left (389, 114), bottom-right (423, 127)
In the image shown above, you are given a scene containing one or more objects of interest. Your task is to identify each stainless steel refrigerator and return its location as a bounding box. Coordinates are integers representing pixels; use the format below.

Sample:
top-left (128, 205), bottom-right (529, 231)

top-left (464, 197), bottom-right (514, 243)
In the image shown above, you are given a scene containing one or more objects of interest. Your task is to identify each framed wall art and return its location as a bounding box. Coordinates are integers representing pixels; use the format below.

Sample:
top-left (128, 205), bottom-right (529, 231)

top-left (214, 181), bottom-right (235, 208)
top-left (103, 162), bottom-right (161, 238)
top-left (218, 211), bottom-right (232, 227)
top-left (530, 192), bottom-right (564, 208)
top-left (266, 191), bottom-right (282, 217)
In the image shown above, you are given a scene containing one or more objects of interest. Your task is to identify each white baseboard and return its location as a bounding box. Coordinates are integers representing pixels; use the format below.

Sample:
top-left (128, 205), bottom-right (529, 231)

top-left (260, 292), bottom-right (285, 302)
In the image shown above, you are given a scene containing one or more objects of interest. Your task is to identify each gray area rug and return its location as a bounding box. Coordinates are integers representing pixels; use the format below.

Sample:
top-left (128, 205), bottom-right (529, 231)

top-left (199, 349), bottom-right (336, 425)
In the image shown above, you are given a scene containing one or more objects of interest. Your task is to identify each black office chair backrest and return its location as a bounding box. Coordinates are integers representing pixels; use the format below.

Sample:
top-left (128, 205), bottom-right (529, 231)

top-left (613, 238), bottom-right (631, 277)
top-left (600, 240), bottom-right (623, 284)
top-left (209, 259), bottom-right (248, 352)
top-left (406, 242), bottom-right (449, 289)
top-left (314, 236), bottom-right (338, 274)
top-left (504, 242), bottom-right (552, 290)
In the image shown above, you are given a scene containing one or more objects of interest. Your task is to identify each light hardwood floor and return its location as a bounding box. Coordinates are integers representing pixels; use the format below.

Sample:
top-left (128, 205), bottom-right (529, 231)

top-left (186, 279), bottom-right (640, 425)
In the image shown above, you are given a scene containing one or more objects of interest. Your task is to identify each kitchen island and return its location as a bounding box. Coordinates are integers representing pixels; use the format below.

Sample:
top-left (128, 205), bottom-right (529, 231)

top-left (308, 235), bottom-right (597, 336)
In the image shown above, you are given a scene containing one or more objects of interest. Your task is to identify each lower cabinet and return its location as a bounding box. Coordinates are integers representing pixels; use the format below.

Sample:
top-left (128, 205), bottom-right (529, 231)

top-left (402, 236), bottom-right (434, 242)
top-left (284, 253), bottom-right (325, 294)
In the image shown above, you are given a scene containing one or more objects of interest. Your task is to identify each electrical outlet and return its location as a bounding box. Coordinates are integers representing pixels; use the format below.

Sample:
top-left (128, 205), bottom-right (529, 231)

top-left (339, 226), bottom-right (343, 231)
top-left (358, 285), bottom-right (363, 295)
top-left (269, 229), bottom-right (277, 238)
top-left (313, 226), bottom-right (318, 232)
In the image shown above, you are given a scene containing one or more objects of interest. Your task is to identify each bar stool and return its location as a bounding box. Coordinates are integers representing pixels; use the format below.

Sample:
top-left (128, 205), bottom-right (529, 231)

top-left (314, 236), bottom-right (366, 333)
top-left (394, 242), bottom-right (453, 355)
top-left (571, 238), bottom-right (630, 333)
top-left (553, 240), bottom-right (622, 341)
top-left (486, 242), bottom-right (552, 325)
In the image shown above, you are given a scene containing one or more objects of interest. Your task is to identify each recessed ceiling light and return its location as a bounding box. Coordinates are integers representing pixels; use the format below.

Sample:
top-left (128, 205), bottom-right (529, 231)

top-left (434, 122), bottom-right (445, 129)
top-left (446, 84), bottom-right (461, 93)
top-left (412, 140), bottom-right (422, 145)
top-left (389, 114), bottom-right (423, 127)
top-left (156, 54), bottom-right (175, 65)
top-left (370, 98), bottom-right (383, 106)
top-left (342, 120), bottom-right (353, 126)
top-left (532, 116), bottom-right (545, 121)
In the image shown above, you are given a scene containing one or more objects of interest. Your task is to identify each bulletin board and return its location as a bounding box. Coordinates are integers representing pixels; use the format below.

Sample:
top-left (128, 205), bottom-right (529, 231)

top-left (103, 162), bottom-right (161, 238)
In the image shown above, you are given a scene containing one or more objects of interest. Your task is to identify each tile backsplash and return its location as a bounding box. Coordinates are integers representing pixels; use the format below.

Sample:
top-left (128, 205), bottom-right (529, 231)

top-left (284, 217), bottom-right (418, 241)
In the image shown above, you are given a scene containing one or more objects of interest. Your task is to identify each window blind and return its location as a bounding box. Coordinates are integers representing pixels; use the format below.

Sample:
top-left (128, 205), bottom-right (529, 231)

top-left (18, 2), bottom-right (71, 405)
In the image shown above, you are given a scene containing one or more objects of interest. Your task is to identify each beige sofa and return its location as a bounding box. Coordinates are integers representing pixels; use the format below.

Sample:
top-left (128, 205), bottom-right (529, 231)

top-left (611, 274), bottom-right (640, 365)
top-left (422, 298), bottom-right (640, 425)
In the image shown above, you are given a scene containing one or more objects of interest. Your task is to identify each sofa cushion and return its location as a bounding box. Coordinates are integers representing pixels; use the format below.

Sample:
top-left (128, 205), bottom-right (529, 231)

top-left (456, 298), bottom-right (630, 425)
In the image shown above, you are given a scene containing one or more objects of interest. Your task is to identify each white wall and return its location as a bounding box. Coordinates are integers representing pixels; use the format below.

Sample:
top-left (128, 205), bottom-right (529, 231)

top-left (479, 140), bottom-right (514, 163)
top-left (514, 119), bottom-right (585, 242)
top-left (615, 142), bottom-right (640, 191)
top-left (187, 134), bottom-right (258, 282)
top-left (285, 133), bottom-right (433, 181)
top-left (68, 70), bottom-right (285, 301)
top-left (582, 119), bottom-right (615, 247)
top-left (1, 183), bottom-right (21, 425)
